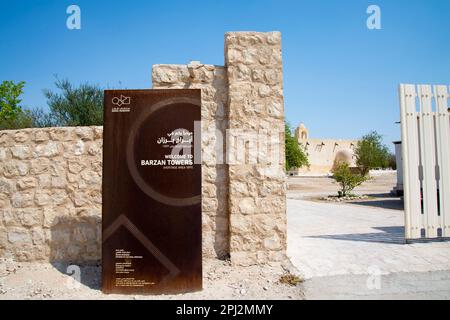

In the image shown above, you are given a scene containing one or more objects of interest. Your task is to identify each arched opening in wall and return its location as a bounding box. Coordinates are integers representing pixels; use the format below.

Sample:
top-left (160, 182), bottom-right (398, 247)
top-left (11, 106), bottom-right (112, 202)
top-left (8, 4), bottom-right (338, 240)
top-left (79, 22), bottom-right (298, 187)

top-left (332, 149), bottom-right (353, 171)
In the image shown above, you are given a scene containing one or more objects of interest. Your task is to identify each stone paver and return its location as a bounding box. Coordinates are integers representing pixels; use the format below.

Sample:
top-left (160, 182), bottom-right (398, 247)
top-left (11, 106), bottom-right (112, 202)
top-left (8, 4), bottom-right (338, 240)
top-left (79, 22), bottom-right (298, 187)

top-left (301, 271), bottom-right (450, 300)
top-left (287, 199), bottom-right (450, 279)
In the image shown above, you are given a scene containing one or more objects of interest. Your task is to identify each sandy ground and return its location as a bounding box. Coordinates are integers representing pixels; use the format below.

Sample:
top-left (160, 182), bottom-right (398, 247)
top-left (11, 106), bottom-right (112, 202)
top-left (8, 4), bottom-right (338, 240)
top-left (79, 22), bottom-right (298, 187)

top-left (4, 171), bottom-right (446, 300)
top-left (287, 171), bottom-right (399, 200)
top-left (0, 258), bottom-right (304, 300)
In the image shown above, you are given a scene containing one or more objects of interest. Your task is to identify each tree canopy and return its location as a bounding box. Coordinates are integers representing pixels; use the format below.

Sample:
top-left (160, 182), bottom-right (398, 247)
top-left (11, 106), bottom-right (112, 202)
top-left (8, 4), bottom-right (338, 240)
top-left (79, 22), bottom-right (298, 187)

top-left (41, 78), bottom-right (104, 127)
top-left (285, 123), bottom-right (309, 171)
top-left (355, 131), bottom-right (390, 176)
top-left (0, 80), bottom-right (33, 130)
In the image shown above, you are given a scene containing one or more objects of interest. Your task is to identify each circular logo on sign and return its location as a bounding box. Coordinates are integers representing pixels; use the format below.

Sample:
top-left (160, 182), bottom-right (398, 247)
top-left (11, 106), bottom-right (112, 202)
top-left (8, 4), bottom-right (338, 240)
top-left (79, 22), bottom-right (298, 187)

top-left (126, 97), bottom-right (201, 207)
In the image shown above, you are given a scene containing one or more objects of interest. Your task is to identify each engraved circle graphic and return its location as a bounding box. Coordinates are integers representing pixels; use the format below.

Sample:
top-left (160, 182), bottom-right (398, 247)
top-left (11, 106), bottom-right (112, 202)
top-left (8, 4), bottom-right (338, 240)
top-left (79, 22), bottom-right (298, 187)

top-left (126, 97), bottom-right (201, 207)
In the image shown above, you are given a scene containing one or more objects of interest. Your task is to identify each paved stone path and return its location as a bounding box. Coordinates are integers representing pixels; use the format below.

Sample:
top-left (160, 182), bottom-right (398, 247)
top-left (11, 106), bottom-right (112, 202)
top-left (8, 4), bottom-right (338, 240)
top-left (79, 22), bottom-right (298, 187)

top-left (302, 271), bottom-right (450, 300)
top-left (287, 199), bottom-right (450, 299)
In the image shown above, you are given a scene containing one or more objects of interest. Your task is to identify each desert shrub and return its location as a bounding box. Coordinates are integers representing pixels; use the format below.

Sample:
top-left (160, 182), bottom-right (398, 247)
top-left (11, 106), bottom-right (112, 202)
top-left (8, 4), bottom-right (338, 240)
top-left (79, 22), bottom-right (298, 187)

top-left (388, 153), bottom-right (397, 170)
top-left (43, 78), bottom-right (104, 126)
top-left (332, 163), bottom-right (369, 197)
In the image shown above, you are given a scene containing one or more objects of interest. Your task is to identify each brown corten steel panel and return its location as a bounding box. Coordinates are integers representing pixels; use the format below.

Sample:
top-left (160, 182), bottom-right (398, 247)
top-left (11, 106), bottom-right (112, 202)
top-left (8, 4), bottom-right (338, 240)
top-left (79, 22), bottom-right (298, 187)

top-left (102, 89), bottom-right (202, 294)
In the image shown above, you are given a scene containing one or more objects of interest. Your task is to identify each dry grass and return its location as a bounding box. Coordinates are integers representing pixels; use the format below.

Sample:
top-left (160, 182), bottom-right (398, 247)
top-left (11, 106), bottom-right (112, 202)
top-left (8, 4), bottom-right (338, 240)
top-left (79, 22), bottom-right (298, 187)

top-left (278, 273), bottom-right (304, 286)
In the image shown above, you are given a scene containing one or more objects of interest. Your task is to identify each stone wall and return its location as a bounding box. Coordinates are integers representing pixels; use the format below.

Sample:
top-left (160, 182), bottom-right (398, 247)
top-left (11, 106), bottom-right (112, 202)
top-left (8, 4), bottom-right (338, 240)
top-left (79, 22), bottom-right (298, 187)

top-left (0, 31), bottom-right (287, 266)
top-left (225, 32), bottom-right (287, 265)
top-left (0, 127), bottom-right (103, 263)
top-left (153, 32), bottom-right (287, 266)
top-left (152, 63), bottom-right (230, 259)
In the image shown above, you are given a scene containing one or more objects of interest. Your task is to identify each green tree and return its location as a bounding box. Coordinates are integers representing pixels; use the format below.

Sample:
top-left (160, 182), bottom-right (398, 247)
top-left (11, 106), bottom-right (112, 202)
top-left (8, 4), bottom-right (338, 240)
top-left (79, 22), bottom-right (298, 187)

top-left (285, 123), bottom-right (309, 171)
top-left (332, 163), bottom-right (369, 197)
top-left (0, 80), bottom-right (34, 130)
top-left (388, 153), bottom-right (397, 170)
top-left (355, 131), bottom-right (390, 176)
top-left (30, 107), bottom-right (58, 128)
top-left (43, 78), bottom-right (104, 126)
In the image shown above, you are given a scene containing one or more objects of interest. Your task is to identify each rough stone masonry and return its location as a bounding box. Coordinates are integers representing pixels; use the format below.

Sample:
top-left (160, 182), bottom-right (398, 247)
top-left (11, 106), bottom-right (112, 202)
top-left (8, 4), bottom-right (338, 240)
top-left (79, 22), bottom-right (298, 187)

top-left (0, 31), bottom-right (287, 266)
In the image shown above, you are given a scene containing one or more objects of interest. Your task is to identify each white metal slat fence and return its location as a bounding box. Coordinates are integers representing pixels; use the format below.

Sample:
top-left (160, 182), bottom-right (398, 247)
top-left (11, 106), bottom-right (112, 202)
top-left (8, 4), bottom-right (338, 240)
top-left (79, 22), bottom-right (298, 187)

top-left (399, 84), bottom-right (450, 240)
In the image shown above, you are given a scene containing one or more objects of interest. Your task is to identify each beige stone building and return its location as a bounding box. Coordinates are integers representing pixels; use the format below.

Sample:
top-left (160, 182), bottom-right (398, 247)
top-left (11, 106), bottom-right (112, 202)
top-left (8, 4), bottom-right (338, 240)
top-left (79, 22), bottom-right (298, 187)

top-left (289, 123), bottom-right (358, 175)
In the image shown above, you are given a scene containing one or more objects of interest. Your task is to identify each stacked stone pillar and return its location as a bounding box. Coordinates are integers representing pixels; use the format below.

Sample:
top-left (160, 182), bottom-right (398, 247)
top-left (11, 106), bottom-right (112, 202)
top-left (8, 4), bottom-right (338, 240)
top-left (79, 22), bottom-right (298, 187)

top-left (225, 32), bottom-right (287, 265)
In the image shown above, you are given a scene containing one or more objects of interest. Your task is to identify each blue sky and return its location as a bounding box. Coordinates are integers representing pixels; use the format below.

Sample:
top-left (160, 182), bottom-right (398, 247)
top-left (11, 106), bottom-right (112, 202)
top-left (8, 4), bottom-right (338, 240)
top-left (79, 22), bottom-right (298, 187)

top-left (1, 0), bottom-right (449, 149)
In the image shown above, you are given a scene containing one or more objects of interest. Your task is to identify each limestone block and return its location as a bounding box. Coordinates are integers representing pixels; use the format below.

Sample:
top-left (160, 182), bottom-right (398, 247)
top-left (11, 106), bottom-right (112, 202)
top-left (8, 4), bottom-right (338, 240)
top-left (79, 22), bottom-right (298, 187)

top-left (67, 159), bottom-right (85, 174)
top-left (88, 141), bottom-right (102, 156)
top-left (7, 227), bottom-right (31, 245)
top-left (11, 192), bottom-right (34, 208)
top-left (30, 158), bottom-right (51, 175)
top-left (89, 190), bottom-right (102, 205)
top-left (33, 142), bottom-right (61, 158)
top-left (43, 207), bottom-right (69, 228)
top-left (72, 191), bottom-right (91, 207)
top-left (0, 147), bottom-right (8, 161)
top-left (202, 198), bottom-right (218, 212)
top-left (15, 208), bottom-right (42, 227)
top-left (263, 234), bottom-right (282, 251)
top-left (93, 126), bottom-right (103, 140)
top-left (75, 207), bottom-right (101, 222)
top-left (35, 190), bottom-right (52, 207)
top-left (0, 131), bottom-right (12, 146)
top-left (37, 174), bottom-right (52, 189)
top-left (52, 190), bottom-right (69, 206)
top-left (80, 169), bottom-right (101, 186)
top-left (0, 178), bottom-right (14, 195)
top-left (0, 194), bottom-right (10, 208)
top-left (33, 129), bottom-right (50, 142)
top-left (3, 161), bottom-right (29, 178)
top-left (202, 184), bottom-right (217, 198)
top-left (51, 176), bottom-right (67, 189)
top-left (14, 130), bottom-right (30, 143)
top-left (10, 145), bottom-right (31, 159)
top-left (31, 227), bottom-right (46, 246)
top-left (0, 227), bottom-right (7, 248)
top-left (75, 127), bottom-right (94, 140)
top-left (1, 209), bottom-right (16, 226)
top-left (72, 140), bottom-right (85, 156)
top-left (152, 64), bottom-right (190, 84)
top-left (16, 177), bottom-right (36, 190)
top-left (91, 160), bottom-right (102, 173)
top-left (49, 128), bottom-right (74, 141)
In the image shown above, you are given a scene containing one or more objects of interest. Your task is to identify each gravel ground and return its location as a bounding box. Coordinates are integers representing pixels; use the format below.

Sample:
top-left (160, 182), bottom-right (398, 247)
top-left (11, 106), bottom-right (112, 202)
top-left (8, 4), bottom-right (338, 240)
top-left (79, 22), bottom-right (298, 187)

top-left (287, 171), bottom-right (398, 200)
top-left (0, 258), bottom-right (304, 300)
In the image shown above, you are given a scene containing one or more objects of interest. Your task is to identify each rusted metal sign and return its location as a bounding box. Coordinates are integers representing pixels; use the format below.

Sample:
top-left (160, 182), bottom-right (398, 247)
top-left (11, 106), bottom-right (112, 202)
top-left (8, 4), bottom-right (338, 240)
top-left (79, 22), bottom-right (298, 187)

top-left (102, 89), bottom-right (202, 294)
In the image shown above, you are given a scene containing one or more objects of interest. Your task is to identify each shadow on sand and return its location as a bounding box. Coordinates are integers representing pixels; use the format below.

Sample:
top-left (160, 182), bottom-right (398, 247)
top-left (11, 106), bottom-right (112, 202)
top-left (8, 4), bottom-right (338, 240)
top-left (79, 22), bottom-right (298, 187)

top-left (49, 215), bottom-right (102, 291)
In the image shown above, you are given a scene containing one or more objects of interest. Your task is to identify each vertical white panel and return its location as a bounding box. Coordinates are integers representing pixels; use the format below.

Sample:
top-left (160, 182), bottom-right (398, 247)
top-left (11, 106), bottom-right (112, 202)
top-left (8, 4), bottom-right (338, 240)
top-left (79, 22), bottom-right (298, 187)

top-left (400, 84), bottom-right (422, 239)
top-left (417, 85), bottom-right (439, 238)
top-left (434, 85), bottom-right (450, 237)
